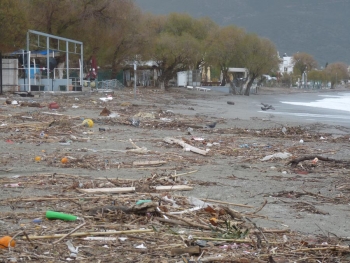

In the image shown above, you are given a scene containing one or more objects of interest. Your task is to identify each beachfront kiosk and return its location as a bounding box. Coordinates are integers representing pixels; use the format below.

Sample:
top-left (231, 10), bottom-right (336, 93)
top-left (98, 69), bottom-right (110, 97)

top-left (16, 30), bottom-right (84, 92)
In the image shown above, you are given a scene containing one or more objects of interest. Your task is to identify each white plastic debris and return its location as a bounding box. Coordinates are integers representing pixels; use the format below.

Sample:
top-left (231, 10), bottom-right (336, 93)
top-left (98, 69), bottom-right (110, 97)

top-left (192, 137), bottom-right (204, 141)
top-left (188, 196), bottom-right (211, 208)
top-left (261, 152), bottom-right (292, 161)
top-left (160, 118), bottom-right (172, 122)
top-left (108, 112), bottom-right (120, 118)
top-left (118, 237), bottom-right (128, 241)
top-left (162, 196), bottom-right (178, 207)
top-left (135, 244), bottom-right (147, 249)
top-left (66, 240), bottom-right (79, 258)
top-left (299, 139), bottom-right (304, 144)
top-left (282, 127), bottom-right (287, 134)
top-left (99, 95), bottom-right (113, 102)
top-left (168, 206), bottom-right (202, 215)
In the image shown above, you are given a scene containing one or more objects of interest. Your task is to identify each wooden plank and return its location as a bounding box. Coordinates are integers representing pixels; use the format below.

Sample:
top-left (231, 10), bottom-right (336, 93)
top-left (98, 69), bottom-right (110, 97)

top-left (171, 246), bottom-right (201, 255)
top-left (164, 137), bottom-right (207, 155)
top-left (78, 187), bottom-right (135, 194)
top-left (133, 160), bottom-right (167, 166)
top-left (152, 185), bottom-right (193, 191)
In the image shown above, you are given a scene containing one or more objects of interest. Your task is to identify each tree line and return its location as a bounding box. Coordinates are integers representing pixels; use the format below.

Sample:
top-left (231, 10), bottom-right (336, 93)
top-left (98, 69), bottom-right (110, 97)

top-left (0, 0), bottom-right (348, 93)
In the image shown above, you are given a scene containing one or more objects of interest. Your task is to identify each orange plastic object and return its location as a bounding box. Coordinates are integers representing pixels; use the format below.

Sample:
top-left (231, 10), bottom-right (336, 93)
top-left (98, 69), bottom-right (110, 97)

top-left (61, 157), bottom-right (68, 164)
top-left (0, 236), bottom-right (16, 249)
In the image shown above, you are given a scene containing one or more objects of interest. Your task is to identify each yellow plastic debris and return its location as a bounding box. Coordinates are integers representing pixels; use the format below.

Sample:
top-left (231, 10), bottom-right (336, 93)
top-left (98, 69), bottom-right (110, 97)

top-left (82, 119), bottom-right (94, 128)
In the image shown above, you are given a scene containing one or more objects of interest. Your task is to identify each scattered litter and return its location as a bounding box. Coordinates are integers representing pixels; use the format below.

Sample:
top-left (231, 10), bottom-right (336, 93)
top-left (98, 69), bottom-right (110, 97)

top-left (0, 236), bottom-right (16, 249)
top-left (135, 244), bottom-right (147, 249)
top-left (66, 240), bottom-right (79, 258)
top-left (48, 102), bottom-right (59, 109)
top-left (99, 95), bottom-right (113, 102)
top-left (82, 119), bottom-right (94, 128)
top-left (261, 152), bottom-right (292, 161)
top-left (46, 211), bottom-right (78, 221)
top-left (4, 183), bottom-right (21, 188)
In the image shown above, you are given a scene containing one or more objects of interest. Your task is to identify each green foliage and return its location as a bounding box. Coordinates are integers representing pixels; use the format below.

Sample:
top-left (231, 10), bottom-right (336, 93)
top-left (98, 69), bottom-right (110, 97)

top-left (210, 220), bottom-right (249, 239)
top-left (325, 62), bottom-right (349, 88)
top-left (0, 0), bottom-right (28, 51)
top-left (292, 52), bottom-right (318, 75)
top-left (148, 13), bottom-right (214, 88)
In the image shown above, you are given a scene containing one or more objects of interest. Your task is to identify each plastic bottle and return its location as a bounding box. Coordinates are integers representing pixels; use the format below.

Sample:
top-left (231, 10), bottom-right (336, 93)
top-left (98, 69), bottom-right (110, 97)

top-left (46, 211), bottom-right (78, 221)
top-left (0, 236), bottom-right (16, 249)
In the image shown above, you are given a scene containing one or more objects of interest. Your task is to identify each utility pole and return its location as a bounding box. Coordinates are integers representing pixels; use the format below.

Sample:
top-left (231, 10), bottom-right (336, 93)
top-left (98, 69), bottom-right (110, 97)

top-left (304, 66), bottom-right (307, 89)
top-left (134, 62), bottom-right (137, 99)
top-left (336, 72), bottom-right (337, 88)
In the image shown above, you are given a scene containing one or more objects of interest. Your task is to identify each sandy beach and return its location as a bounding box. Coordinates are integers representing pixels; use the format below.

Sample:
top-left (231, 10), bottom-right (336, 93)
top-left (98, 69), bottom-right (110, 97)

top-left (0, 86), bottom-right (350, 261)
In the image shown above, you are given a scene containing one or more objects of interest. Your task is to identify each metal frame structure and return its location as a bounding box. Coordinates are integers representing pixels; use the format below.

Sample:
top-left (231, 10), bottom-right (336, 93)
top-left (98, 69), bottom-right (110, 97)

top-left (26, 30), bottom-right (83, 91)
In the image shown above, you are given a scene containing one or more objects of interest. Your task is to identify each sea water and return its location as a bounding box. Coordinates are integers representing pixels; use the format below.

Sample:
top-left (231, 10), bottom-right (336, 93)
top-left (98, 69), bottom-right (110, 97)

top-left (276, 92), bottom-right (350, 126)
top-left (281, 92), bottom-right (350, 112)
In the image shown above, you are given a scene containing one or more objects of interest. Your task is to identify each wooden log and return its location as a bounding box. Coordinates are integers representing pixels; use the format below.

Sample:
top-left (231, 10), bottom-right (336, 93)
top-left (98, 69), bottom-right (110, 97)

top-left (78, 187), bottom-right (135, 194)
top-left (133, 160), bottom-right (167, 166)
top-left (164, 137), bottom-right (207, 155)
top-left (171, 246), bottom-right (201, 255)
top-left (287, 155), bottom-right (346, 167)
top-left (22, 229), bottom-right (154, 240)
top-left (152, 185), bottom-right (193, 191)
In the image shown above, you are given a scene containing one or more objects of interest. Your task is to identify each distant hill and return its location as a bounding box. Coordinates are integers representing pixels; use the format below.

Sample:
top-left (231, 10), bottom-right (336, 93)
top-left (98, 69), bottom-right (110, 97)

top-left (134, 0), bottom-right (350, 67)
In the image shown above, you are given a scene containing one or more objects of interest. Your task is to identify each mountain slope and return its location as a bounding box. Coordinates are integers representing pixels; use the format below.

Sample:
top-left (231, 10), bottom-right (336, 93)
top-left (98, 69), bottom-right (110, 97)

top-left (134, 0), bottom-right (350, 66)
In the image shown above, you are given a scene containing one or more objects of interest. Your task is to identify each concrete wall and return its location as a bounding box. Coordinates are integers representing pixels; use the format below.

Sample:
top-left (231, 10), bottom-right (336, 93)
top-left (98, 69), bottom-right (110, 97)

top-left (2, 59), bottom-right (19, 92)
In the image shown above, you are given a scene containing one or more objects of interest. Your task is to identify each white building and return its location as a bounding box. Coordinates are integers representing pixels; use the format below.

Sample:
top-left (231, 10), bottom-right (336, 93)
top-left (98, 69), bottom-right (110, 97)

top-left (279, 53), bottom-right (294, 74)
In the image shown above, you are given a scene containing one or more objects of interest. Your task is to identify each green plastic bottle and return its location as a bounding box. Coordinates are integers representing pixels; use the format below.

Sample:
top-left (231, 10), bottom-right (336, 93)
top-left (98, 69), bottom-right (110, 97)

top-left (46, 211), bottom-right (78, 221)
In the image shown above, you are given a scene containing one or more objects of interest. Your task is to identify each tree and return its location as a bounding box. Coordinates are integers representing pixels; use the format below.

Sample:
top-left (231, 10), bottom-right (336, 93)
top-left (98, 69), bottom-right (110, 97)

top-left (205, 25), bottom-right (246, 94)
top-left (307, 70), bottom-right (328, 89)
top-left (292, 52), bottom-right (318, 76)
top-left (28, 0), bottom-right (145, 78)
top-left (148, 13), bottom-right (216, 90)
top-left (151, 32), bottom-right (202, 90)
top-left (238, 34), bottom-right (279, 95)
top-left (324, 62), bottom-right (348, 89)
top-left (0, 0), bottom-right (28, 52)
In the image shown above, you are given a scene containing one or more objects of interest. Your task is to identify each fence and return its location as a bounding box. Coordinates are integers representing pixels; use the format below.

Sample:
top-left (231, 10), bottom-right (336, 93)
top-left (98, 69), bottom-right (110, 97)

top-left (96, 79), bottom-right (124, 90)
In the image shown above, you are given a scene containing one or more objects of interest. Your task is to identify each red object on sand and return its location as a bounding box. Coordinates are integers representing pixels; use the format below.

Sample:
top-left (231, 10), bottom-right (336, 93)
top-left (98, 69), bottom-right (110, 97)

top-left (48, 102), bottom-right (59, 110)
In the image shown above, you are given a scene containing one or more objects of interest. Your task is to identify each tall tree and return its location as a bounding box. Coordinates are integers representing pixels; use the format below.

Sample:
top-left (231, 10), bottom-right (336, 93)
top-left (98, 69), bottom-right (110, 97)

top-left (292, 52), bottom-right (318, 76)
top-left (0, 0), bottom-right (28, 52)
top-left (205, 25), bottom-right (246, 94)
top-left (239, 34), bottom-right (279, 95)
top-left (148, 13), bottom-right (215, 90)
top-left (324, 62), bottom-right (348, 89)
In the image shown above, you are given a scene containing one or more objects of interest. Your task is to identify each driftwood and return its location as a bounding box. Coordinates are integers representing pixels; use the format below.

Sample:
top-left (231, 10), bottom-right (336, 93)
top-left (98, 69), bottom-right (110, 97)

top-left (133, 160), bottom-right (167, 166)
top-left (22, 229), bottom-right (154, 240)
top-left (88, 202), bottom-right (158, 216)
top-left (288, 155), bottom-right (345, 167)
top-left (78, 187), bottom-right (135, 194)
top-left (164, 137), bottom-right (207, 155)
top-left (171, 246), bottom-right (201, 255)
top-left (152, 185), bottom-right (193, 191)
